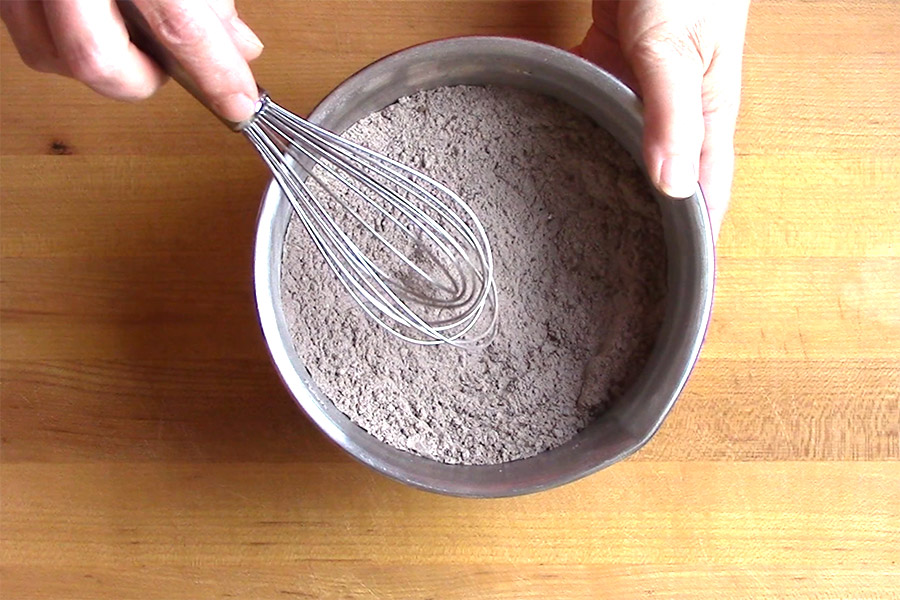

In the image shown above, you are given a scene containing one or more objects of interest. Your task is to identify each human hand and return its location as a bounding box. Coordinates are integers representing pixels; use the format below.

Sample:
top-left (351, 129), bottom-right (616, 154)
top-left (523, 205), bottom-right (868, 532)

top-left (573, 0), bottom-right (750, 239)
top-left (1, 0), bottom-right (263, 122)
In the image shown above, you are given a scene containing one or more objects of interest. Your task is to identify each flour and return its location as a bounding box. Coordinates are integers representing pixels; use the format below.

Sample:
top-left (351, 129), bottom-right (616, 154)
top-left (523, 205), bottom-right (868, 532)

top-left (280, 85), bottom-right (667, 465)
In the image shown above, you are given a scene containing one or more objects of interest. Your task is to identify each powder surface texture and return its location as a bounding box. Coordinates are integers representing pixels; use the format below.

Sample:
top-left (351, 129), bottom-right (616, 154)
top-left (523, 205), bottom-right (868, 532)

top-left (281, 85), bottom-right (667, 465)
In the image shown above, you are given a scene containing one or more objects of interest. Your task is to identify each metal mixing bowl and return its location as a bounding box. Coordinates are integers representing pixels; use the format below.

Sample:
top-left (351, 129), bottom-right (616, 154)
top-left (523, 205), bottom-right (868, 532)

top-left (253, 37), bottom-right (715, 497)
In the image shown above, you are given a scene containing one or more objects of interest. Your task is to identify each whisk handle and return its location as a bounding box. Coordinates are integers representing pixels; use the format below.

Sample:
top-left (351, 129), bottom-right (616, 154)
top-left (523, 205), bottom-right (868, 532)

top-left (115, 0), bottom-right (258, 131)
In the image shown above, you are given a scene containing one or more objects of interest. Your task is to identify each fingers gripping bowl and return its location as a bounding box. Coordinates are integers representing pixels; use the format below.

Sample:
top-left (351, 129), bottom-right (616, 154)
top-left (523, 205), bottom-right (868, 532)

top-left (254, 37), bottom-right (714, 497)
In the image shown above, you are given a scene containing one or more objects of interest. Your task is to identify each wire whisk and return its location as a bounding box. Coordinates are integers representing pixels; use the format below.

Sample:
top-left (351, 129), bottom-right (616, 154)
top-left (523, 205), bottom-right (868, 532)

top-left (117, 1), bottom-right (497, 347)
top-left (245, 94), bottom-right (497, 346)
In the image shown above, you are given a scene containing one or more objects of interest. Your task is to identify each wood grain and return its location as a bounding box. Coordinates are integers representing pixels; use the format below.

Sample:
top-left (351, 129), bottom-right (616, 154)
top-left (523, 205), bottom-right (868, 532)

top-left (3, 463), bottom-right (897, 565)
top-left (2, 565), bottom-right (897, 600)
top-left (1, 1), bottom-right (899, 598)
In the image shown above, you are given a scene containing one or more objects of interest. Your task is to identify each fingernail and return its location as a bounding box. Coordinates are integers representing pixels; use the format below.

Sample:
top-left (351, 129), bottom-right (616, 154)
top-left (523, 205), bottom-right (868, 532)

top-left (658, 155), bottom-right (698, 198)
top-left (219, 92), bottom-right (258, 122)
top-left (231, 17), bottom-right (264, 49)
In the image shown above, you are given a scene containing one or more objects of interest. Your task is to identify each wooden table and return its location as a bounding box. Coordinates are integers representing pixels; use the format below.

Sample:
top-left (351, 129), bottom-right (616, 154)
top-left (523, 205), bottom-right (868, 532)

top-left (2, 1), bottom-right (897, 597)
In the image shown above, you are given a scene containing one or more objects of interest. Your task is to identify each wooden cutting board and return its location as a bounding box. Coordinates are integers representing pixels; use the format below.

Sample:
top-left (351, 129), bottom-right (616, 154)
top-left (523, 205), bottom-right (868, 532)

top-left (1, 1), bottom-right (897, 597)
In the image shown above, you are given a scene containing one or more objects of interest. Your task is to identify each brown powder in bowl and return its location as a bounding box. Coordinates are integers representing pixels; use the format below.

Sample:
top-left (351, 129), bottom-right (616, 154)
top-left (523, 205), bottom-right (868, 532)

top-left (280, 85), bottom-right (667, 465)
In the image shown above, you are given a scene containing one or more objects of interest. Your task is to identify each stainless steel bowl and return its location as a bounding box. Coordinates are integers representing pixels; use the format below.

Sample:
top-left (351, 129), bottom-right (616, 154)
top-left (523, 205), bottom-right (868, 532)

top-left (253, 37), bottom-right (715, 497)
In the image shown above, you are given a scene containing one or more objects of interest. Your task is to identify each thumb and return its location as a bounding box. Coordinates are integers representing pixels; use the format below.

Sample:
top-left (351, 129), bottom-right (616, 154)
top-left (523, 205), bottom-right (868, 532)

top-left (622, 22), bottom-right (706, 199)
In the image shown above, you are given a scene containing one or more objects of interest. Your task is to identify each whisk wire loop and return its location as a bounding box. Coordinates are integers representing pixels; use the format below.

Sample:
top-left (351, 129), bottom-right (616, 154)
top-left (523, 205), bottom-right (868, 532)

top-left (266, 106), bottom-right (486, 292)
top-left (244, 94), bottom-right (497, 346)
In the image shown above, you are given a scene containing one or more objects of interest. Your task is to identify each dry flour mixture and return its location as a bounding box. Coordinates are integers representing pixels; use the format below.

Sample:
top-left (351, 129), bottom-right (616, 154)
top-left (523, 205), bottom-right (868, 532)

top-left (281, 85), bottom-right (667, 465)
